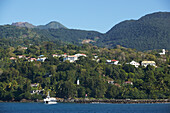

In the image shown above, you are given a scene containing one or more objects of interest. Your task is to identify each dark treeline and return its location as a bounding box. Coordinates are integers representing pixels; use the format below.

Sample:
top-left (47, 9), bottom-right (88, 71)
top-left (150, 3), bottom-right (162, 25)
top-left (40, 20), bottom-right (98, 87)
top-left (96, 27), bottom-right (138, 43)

top-left (0, 43), bottom-right (169, 101)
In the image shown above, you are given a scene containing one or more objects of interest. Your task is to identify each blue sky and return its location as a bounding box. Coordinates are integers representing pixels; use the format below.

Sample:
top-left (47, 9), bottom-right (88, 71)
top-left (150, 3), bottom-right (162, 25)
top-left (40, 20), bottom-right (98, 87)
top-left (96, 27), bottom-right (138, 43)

top-left (0, 0), bottom-right (170, 33)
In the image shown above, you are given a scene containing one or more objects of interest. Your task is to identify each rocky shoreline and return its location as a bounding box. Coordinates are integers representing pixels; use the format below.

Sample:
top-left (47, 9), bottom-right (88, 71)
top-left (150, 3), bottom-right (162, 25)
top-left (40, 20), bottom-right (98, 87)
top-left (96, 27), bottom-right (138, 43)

top-left (58, 99), bottom-right (170, 104)
top-left (1, 99), bottom-right (170, 104)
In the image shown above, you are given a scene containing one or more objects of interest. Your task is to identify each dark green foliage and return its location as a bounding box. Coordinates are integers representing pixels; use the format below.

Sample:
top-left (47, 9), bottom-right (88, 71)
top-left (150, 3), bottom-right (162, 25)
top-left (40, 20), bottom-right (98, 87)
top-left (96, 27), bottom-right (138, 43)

top-left (0, 43), bottom-right (169, 101)
top-left (99, 12), bottom-right (170, 51)
top-left (0, 25), bottom-right (102, 47)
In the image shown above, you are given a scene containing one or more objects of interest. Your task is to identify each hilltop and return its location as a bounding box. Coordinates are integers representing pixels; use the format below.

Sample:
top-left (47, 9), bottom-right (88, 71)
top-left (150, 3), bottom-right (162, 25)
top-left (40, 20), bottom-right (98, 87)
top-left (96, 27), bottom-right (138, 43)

top-left (11, 21), bottom-right (67, 29)
top-left (12, 22), bottom-right (36, 28)
top-left (98, 12), bottom-right (170, 50)
top-left (37, 21), bottom-right (67, 29)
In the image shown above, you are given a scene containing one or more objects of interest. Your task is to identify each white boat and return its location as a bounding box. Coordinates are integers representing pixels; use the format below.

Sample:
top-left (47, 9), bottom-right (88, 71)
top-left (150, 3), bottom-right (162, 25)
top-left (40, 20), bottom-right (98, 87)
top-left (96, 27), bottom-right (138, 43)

top-left (44, 91), bottom-right (57, 104)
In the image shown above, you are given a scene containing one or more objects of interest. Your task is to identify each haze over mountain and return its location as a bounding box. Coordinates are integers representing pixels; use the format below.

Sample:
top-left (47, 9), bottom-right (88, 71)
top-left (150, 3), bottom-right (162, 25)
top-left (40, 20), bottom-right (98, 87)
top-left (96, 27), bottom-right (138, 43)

top-left (1, 12), bottom-right (170, 51)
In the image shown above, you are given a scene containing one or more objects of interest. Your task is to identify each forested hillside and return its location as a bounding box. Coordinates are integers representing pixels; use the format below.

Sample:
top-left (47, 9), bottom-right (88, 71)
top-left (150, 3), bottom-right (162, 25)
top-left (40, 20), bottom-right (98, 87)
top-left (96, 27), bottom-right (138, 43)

top-left (99, 12), bottom-right (170, 50)
top-left (0, 25), bottom-right (102, 47)
top-left (0, 42), bottom-right (170, 101)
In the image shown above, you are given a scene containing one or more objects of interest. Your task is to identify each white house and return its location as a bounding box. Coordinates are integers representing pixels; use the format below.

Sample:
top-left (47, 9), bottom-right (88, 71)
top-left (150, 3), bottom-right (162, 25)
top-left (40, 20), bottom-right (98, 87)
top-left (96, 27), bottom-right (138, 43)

top-left (10, 57), bottom-right (16, 60)
top-left (30, 90), bottom-right (43, 95)
top-left (106, 59), bottom-right (119, 65)
top-left (53, 53), bottom-right (67, 58)
top-left (63, 55), bottom-right (78, 62)
top-left (129, 60), bottom-right (140, 68)
top-left (52, 54), bottom-right (60, 57)
top-left (106, 60), bottom-right (112, 63)
top-left (18, 55), bottom-right (26, 59)
top-left (77, 78), bottom-right (80, 85)
top-left (94, 55), bottom-right (98, 59)
top-left (112, 60), bottom-right (119, 65)
top-left (141, 61), bottom-right (156, 67)
top-left (159, 49), bottom-right (166, 55)
top-left (37, 57), bottom-right (47, 62)
top-left (108, 80), bottom-right (114, 84)
top-left (75, 53), bottom-right (87, 57)
top-left (31, 83), bottom-right (39, 87)
top-left (124, 81), bottom-right (133, 85)
top-left (61, 53), bottom-right (67, 57)
top-left (21, 47), bottom-right (27, 50)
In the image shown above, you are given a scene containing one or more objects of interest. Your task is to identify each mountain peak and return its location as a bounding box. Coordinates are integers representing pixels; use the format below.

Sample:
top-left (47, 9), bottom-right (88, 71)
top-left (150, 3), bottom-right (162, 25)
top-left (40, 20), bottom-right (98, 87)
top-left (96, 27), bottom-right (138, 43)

top-left (48, 21), bottom-right (60, 24)
top-left (11, 21), bottom-right (67, 29)
top-left (103, 12), bottom-right (170, 50)
top-left (37, 21), bottom-right (67, 29)
top-left (11, 22), bottom-right (35, 28)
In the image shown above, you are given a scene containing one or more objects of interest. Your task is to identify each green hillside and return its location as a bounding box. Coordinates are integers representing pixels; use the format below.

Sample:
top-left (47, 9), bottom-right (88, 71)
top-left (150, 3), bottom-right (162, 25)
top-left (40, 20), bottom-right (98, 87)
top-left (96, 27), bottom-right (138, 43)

top-left (0, 25), bottom-right (102, 47)
top-left (0, 43), bottom-right (169, 101)
top-left (98, 12), bottom-right (170, 51)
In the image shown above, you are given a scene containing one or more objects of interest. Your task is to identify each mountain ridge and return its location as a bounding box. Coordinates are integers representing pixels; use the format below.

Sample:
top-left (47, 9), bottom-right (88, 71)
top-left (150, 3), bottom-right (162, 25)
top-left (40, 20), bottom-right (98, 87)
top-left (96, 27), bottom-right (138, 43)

top-left (2, 12), bottom-right (170, 51)
top-left (99, 11), bottom-right (170, 50)
top-left (11, 21), bottom-right (67, 29)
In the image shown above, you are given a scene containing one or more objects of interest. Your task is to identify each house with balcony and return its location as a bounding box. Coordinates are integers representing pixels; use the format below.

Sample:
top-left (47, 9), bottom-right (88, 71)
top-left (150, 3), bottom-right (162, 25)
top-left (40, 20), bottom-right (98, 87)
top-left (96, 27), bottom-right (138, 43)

top-left (129, 60), bottom-right (140, 68)
top-left (63, 55), bottom-right (78, 62)
top-left (75, 53), bottom-right (87, 57)
top-left (141, 61), bottom-right (156, 67)
top-left (37, 57), bottom-right (47, 62)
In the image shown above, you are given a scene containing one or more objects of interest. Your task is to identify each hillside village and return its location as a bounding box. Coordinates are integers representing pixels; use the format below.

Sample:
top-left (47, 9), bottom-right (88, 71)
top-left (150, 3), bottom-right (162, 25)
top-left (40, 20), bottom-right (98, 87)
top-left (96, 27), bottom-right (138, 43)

top-left (10, 48), bottom-right (166, 67)
top-left (5, 46), bottom-right (169, 98)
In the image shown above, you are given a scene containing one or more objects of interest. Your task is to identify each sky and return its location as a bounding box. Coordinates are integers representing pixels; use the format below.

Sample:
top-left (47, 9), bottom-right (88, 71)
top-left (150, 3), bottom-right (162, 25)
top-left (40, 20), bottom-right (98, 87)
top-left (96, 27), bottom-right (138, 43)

top-left (0, 0), bottom-right (170, 33)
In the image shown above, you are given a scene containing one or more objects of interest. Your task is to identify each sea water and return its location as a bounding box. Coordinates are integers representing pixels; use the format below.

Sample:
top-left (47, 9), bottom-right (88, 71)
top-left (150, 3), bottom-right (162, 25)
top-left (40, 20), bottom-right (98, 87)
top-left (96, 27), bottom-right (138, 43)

top-left (0, 102), bottom-right (169, 113)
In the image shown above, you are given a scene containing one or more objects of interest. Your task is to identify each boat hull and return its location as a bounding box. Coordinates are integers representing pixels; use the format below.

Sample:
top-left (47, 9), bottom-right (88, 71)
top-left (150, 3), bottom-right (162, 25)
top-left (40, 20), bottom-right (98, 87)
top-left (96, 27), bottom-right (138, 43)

top-left (44, 101), bottom-right (57, 104)
top-left (44, 98), bottom-right (57, 104)
top-left (44, 91), bottom-right (57, 104)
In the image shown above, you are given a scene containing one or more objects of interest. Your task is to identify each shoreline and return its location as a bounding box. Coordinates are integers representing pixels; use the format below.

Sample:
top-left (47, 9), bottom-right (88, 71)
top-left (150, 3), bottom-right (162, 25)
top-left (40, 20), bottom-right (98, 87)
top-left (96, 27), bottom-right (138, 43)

top-left (1, 99), bottom-right (170, 104)
top-left (60, 99), bottom-right (170, 104)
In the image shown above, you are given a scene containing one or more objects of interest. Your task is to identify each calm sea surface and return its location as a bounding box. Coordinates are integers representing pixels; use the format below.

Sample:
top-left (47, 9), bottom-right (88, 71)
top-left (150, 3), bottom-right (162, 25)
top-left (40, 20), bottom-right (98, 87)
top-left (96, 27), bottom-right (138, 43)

top-left (0, 102), bottom-right (169, 113)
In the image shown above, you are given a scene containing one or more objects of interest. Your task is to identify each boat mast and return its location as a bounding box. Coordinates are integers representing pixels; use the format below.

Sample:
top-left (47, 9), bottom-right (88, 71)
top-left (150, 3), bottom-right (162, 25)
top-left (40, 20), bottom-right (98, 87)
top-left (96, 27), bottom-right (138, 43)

top-left (47, 91), bottom-right (50, 98)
